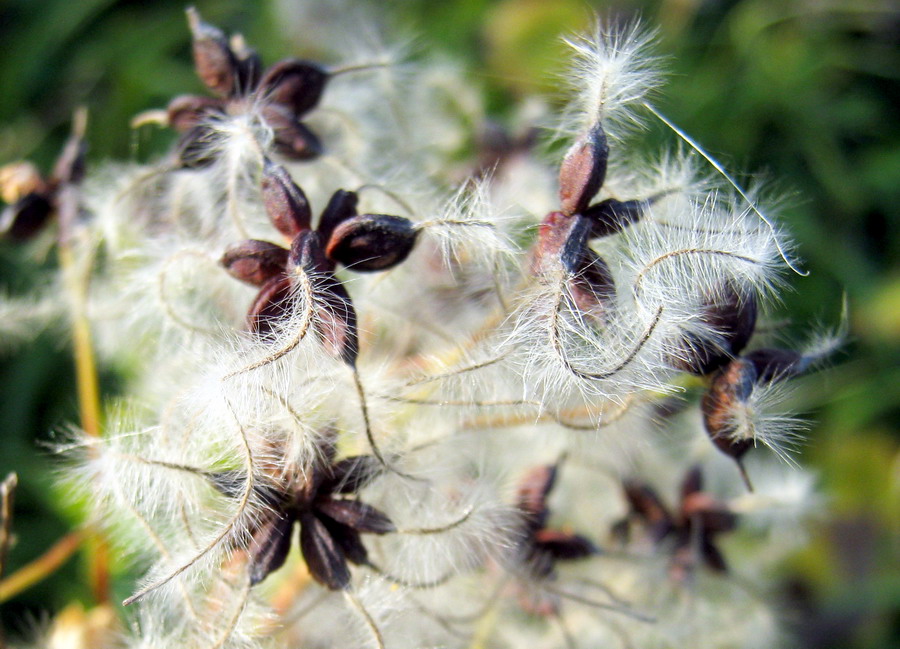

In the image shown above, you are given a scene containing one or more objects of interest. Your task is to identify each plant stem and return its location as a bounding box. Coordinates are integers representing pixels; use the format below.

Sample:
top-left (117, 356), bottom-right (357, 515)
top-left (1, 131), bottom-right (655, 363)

top-left (0, 473), bottom-right (16, 581)
top-left (58, 244), bottom-right (102, 439)
top-left (0, 531), bottom-right (85, 603)
top-left (56, 161), bottom-right (109, 603)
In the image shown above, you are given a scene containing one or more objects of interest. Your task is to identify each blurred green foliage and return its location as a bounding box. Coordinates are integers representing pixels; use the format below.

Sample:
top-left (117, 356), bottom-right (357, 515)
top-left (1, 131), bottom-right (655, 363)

top-left (0, 0), bottom-right (897, 646)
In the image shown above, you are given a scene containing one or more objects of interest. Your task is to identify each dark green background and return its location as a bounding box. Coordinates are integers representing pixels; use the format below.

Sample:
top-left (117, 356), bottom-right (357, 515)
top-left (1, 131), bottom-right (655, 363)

top-left (0, 0), bottom-right (897, 646)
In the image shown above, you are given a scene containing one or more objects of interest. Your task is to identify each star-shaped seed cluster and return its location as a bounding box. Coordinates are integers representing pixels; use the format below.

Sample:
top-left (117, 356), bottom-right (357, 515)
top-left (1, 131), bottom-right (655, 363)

top-left (616, 466), bottom-right (737, 582)
top-left (221, 159), bottom-right (419, 365)
top-left (211, 434), bottom-right (389, 590)
top-left (169, 8), bottom-right (331, 168)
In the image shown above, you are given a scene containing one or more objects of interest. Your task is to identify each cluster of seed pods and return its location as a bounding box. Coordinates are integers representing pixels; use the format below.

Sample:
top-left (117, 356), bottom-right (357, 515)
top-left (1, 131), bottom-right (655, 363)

top-left (168, 8), bottom-right (333, 167)
top-left (208, 433), bottom-right (390, 590)
top-left (221, 159), bottom-right (420, 366)
top-left (662, 256), bottom-right (821, 484)
top-left (532, 120), bottom-right (650, 326)
top-left (513, 461), bottom-right (598, 615)
top-left (615, 467), bottom-right (737, 582)
top-left (531, 115), bottom-right (825, 489)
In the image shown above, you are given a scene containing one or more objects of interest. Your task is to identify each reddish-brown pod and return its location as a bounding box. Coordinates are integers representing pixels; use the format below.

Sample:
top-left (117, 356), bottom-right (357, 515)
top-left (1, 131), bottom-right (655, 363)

top-left (261, 105), bottom-right (324, 161)
top-left (261, 160), bottom-right (313, 238)
top-left (220, 240), bottom-right (289, 286)
top-left (290, 232), bottom-right (360, 366)
top-left (533, 211), bottom-right (616, 322)
top-left (258, 59), bottom-right (329, 117)
top-left (701, 358), bottom-right (757, 461)
top-left (558, 123), bottom-right (608, 216)
top-left (246, 276), bottom-right (294, 337)
top-left (186, 7), bottom-right (237, 98)
top-left (672, 282), bottom-right (758, 375)
top-left (324, 214), bottom-right (419, 272)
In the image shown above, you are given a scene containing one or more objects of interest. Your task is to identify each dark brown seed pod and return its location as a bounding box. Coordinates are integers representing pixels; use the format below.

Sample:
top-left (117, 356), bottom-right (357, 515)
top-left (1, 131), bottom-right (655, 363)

top-left (582, 197), bottom-right (648, 238)
top-left (324, 214), bottom-right (419, 272)
top-left (186, 7), bottom-right (237, 98)
top-left (248, 514), bottom-right (294, 585)
top-left (316, 189), bottom-right (359, 245)
top-left (229, 33), bottom-right (262, 94)
top-left (258, 59), bottom-right (329, 117)
top-left (672, 282), bottom-right (758, 376)
top-left (261, 104), bottom-right (323, 161)
top-left (514, 461), bottom-right (597, 588)
top-left (619, 468), bottom-right (737, 580)
top-left (261, 160), bottom-right (312, 238)
top-left (290, 232), bottom-right (360, 366)
top-left (166, 95), bottom-right (223, 132)
top-left (289, 229), bottom-right (330, 274)
top-left (558, 122), bottom-right (608, 216)
top-left (312, 277), bottom-right (359, 366)
top-left (678, 467), bottom-right (737, 534)
top-left (316, 499), bottom-right (395, 534)
top-left (319, 517), bottom-right (370, 567)
top-left (247, 276), bottom-right (294, 337)
top-left (701, 359), bottom-right (758, 461)
top-left (174, 124), bottom-right (220, 169)
top-left (744, 348), bottom-right (805, 383)
top-left (0, 193), bottom-right (53, 241)
top-left (533, 212), bottom-right (616, 320)
top-left (299, 511), bottom-right (352, 590)
top-left (220, 240), bottom-right (289, 286)
top-left (569, 248), bottom-right (615, 320)
top-left (320, 455), bottom-right (382, 494)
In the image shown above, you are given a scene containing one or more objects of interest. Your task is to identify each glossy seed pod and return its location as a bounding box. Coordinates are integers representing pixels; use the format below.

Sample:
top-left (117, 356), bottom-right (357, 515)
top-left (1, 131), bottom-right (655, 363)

top-left (533, 211), bottom-right (616, 321)
top-left (558, 122), bottom-right (608, 216)
top-left (701, 358), bottom-right (757, 460)
top-left (220, 240), bottom-right (289, 286)
top-left (186, 7), bottom-right (237, 98)
top-left (325, 214), bottom-right (419, 272)
top-left (672, 283), bottom-right (758, 375)
top-left (582, 197), bottom-right (648, 238)
top-left (261, 104), bottom-right (323, 161)
top-left (258, 59), bottom-right (329, 117)
top-left (290, 232), bottom-right (360, 366)
top-left (261, 160), bottom-right (312, 237)
top-left (316, 189), bottom-right (358, 244)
